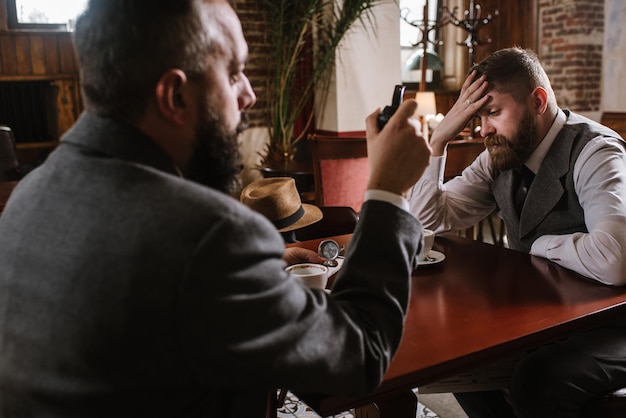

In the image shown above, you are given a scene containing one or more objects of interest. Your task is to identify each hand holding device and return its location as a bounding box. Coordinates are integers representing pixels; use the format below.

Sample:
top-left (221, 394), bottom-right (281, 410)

top-left (366, 95), bottom-right (432, 197)
top-left (377, 85), bottom-right (406, 130)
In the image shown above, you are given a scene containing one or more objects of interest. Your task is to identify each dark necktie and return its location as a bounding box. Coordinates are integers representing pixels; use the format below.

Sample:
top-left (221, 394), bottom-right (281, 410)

top-left (514, 165), bottom-right (535, 216)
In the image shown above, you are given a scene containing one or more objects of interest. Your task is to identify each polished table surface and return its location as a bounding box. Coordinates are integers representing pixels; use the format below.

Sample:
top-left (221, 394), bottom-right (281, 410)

top-left (0, 181), bottom-right (18, 214)
top-left (288, 233), bottom-right (626, 416)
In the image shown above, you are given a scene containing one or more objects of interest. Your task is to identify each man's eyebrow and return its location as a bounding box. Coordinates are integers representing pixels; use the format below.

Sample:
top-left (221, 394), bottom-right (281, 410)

top-left (475, 105), bottom-right (487, 115)
top-left (230, 53), bottom-right (245, 71)
top-left (234, 56), bottom-right (247, 72)
top-left (474, 105), bottom-right (491, 118)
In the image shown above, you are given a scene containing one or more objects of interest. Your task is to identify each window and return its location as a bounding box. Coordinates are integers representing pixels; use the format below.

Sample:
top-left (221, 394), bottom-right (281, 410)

top-left (7, 0), bottom-right (87, 30)
top-left (399, 0), bottom-right (440, 48)
top-left (400, 0), bottom-right (443, 88)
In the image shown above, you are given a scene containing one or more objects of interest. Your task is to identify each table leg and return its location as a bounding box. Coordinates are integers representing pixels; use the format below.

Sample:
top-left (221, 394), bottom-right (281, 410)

top-left (266, 389), bottom-right (277, 418)
top-left (354, 389), bottom-right (417, 418)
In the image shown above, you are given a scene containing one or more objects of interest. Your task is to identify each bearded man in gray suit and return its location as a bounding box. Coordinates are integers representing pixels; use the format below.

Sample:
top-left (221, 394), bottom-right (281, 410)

top-left (0, 0), bottom-right (432, 417)
top-left (408, 47), bottom-right (626, 417)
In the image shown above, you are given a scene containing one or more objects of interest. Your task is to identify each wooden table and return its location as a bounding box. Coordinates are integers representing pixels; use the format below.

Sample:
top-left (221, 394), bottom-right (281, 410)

top-left (289, 234), bottom-right (626, 417)
top-left (0, 181), bottom-right (18, 215)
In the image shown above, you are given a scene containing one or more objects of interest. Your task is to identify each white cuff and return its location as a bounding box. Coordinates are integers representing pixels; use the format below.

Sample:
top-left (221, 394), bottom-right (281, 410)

top-left (365, 189), bottom-right (410, 213)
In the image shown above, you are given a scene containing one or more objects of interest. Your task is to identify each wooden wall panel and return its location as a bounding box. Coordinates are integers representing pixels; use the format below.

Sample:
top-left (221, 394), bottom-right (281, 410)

top-left (0, 32), bottom-right (77, 78)
top-left (57, 35), bottom-right (77, 75)
top-left (30, 35), bottom-right (46, 74)
top-left (54, 78), bottom-right (81, 136)
top-left (0, 14), bottom-right (80, 149)
top-left (43, 36), bottom-right (60, 74)
top-left (0, 34), bottom-right (17, 74)
top-left (14, 34), bottom-right (30, 74)
top-left (473, 0), bottom-right (539, 63)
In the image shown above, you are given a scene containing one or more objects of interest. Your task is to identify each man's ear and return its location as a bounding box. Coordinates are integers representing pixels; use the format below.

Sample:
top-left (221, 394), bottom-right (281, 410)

top-left (530, 87), bottom-right (548, 115)
top-left (155, 69), bottom-right (192, 125)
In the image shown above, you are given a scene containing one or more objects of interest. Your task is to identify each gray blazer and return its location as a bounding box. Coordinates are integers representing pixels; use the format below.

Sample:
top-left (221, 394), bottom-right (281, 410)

top-left (0, 112), bottom-right (421, 418)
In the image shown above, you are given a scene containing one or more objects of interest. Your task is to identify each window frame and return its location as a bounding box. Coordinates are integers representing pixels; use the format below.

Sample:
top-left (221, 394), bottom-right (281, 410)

top-left (6, 0), bottom-right (72, 31)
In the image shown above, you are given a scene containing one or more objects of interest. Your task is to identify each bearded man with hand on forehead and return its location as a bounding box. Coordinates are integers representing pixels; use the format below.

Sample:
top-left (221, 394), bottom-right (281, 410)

top-left (408, 47), bottom-right (626, 417)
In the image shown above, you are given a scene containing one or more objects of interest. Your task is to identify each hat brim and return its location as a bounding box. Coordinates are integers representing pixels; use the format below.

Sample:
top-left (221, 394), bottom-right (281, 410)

top-left (278, 203), bottom-right (323, 232)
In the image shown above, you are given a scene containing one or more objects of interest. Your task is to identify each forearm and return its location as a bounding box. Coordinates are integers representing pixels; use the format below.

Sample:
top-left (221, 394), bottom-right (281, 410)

top-left (531, 220), bottom-right (626, 285)
top-left (408, 153), bottom-right (496, 232)
top-left (531, 138), bottom-right (626, 285)
top-left (186, 205), bottom-right (420, 395)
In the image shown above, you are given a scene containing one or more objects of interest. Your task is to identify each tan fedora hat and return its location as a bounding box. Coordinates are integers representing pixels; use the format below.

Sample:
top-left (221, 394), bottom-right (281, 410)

top-left (240, 177), bottom-right (323, 232)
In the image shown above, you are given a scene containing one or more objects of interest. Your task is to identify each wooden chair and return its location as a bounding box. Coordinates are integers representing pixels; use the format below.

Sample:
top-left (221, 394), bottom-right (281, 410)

top-left (600, 112), bottom-right (626, 139)
top-left (308, 133), bottom-right (368, 213)
top-left (0, 125), bottom-right (22, 182)
top-left (0, 180), bottom-right (18, 215)
top-left (444, 136), bottom-right (485, 181)
top-left (268, 159), bottom-right (362, 414)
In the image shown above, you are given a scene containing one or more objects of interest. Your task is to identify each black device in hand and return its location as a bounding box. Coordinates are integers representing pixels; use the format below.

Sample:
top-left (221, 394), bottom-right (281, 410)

top-left (377, 84), bottom-right (406, 130)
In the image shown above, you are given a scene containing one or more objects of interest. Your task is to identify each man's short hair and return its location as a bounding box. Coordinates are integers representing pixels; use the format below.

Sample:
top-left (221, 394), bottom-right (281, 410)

top-left (471, 47), bottom-right (556, 105)
top-left (74, 0), bottom-right (210, 121)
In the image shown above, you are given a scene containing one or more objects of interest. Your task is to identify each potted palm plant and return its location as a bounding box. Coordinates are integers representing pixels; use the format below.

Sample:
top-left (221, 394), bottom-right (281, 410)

top-left (261, 0), bottom-right (388, 167)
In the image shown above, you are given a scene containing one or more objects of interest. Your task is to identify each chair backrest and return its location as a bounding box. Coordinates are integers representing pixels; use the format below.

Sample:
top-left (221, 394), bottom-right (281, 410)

top-left (600, 112), bottom-right (626, 139)
top-left (444, 137), bottom-right (485, 181)
top-left (0, 125), bottom-right (22, 182)
top-left (308, 133), bottom-right (368, 213)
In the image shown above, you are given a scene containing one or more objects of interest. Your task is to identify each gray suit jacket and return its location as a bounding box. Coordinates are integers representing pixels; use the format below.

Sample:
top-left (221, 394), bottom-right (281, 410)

top-left (0, 112), bottom-right (421, 417)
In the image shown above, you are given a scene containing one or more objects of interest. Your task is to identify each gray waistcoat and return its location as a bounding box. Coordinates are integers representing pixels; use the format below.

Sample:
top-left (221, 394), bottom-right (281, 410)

top-left (493, 110), bottom-right (625, 253)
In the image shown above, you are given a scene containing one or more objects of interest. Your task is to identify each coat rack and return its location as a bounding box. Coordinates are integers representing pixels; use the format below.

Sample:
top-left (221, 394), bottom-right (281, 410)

top-left (442, 0), bottom-right (499, 67)
top-left (401, 0), bottom-right (448, 91)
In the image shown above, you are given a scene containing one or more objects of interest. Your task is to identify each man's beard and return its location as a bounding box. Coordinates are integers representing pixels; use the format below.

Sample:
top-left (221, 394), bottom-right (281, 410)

top-left (186, 101), bottom-right (249, 194)
top-left (484, 110), bottom-right (539, 171)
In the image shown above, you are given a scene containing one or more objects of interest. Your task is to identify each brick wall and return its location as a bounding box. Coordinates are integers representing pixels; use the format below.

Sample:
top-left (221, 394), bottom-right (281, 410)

top-left (232, 0), bottom-right (268, 128)
top-left (539, 0), bottom-right (604, 111)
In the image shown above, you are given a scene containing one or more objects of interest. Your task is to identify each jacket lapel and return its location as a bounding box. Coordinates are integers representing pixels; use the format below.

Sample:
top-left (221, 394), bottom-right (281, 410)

top-left (519, 124), bottom-right (577, 236)
top-left (493, 170), bottom-right (517, 220)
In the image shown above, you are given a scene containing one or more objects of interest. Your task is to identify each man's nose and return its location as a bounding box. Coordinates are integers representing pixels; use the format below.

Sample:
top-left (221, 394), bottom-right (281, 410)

top-left (239, 75), bottom-right (256, 110)
top-left (479, 118), bottom-right (494, 138)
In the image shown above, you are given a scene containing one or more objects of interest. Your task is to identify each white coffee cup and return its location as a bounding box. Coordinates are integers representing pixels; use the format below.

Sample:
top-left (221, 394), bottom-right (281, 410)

top-left (418, 229), bottom-right (435, 262)
top-left (286, 263), bottom-right (329, 289)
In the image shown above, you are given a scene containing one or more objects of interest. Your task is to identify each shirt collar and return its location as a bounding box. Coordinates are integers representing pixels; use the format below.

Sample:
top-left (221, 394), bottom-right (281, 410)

top-left (525, 109), bottom-right (566, 174)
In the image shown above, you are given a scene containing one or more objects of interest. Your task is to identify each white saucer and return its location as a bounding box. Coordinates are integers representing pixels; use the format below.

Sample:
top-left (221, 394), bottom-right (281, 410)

top-left (417, 250), bottom-right (446, 266)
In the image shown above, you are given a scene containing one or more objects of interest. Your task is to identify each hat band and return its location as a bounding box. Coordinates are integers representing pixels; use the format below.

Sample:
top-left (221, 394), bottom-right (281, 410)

top-left (273, 205), bottom-right (305, 230)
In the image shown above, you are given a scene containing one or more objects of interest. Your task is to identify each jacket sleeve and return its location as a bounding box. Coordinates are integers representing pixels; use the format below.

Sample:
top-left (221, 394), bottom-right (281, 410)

top-left (178, 199), bottom-right (421, 396)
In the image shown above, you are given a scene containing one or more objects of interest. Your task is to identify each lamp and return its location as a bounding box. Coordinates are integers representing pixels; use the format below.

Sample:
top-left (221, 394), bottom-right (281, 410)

top-left (405, 49), bottom-right (444, 71)
top-left (404, 48), bottom-right (443, 90)
top-left (414, 91), bottom-right (437, 140)
top-left (401, 0), bottom-right (447, 91)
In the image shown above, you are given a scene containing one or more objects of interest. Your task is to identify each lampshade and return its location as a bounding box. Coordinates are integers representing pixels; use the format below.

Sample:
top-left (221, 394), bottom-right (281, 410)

top-left (405, 49), bottom-right (444, 71)
top-left (414, 92), bottom-right (437, 117)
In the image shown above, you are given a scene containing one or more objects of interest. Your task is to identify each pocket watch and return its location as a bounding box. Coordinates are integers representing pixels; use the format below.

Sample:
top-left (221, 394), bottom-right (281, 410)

top-left (318, 239), bottom-right (341, 267)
